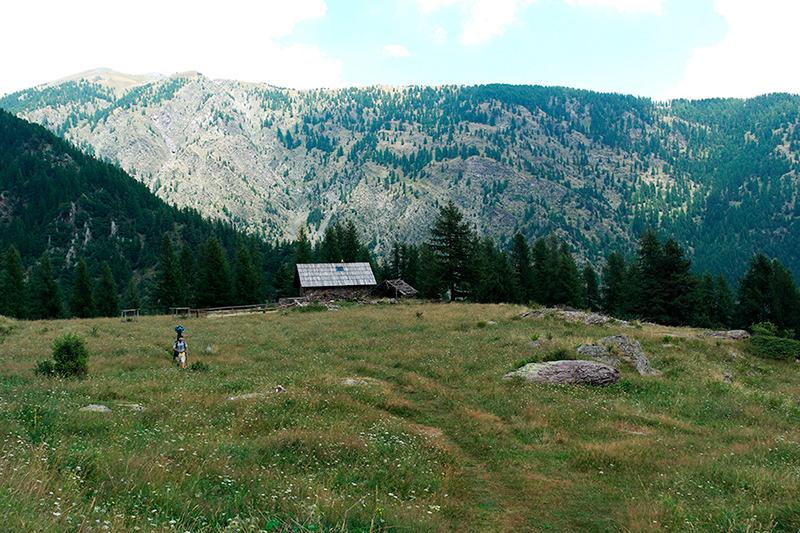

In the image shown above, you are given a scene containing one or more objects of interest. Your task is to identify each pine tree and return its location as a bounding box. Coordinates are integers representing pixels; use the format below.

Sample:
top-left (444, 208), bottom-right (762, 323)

top-left (601, 251), bottom-right (628, 317)
top-left (233, 239), bottom-right (260, 304)
top-left (416, 244), bottom-right (442, 299)
top-left (339, 220), bottom-right (363, 262)
top-left (123, 278), bottom-right (141, 310)
top-left (0, 245), bottom-right (27, 318)
top-left (770, 260), bottom-right (800, 336)
top-left (70, 258), bottom-right (95, 318)
top-left (552, 242), bottom-right (582, 307)
top-left (179, 244), bottom-right (195, 306)
top-left (713, 274), bottom-right (734, 328)
top-left (736, 253), bottom-right (773, 328)
top-left (156, 235), bottom-right (181, 309)
top-left (658, 238), bottom-right (695, 325)
top-left (389, 242), bottom-right (402, 279)
top-left (633, 229), bottom-right (665, 321)
top-left (404, 244), bottom-right (420, 287)
top-left (95, 262), bottom-right (120, 317)
top-left (694, 272), bottom-right (716, 328)
top-left (583, 265), bottom-right (600, 311)
top-left (29, 251), bottom-right (62, 319)
top-left (530, 238), bottom-right (549, 304)
top-left (427, 201), bottom-right (474, 298)
top-left (510, 233), bottom-right (533, 303)
top-left (320, 223), bottom-right (342, 262)
top-left (294, 226), bottom-right (312, 265)
top-left (196, 235), bottom-right (232, 307)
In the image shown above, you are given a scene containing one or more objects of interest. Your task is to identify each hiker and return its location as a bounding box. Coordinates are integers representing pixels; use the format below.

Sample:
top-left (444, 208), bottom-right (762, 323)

top-left (173, 325), bottom-right (188, 368)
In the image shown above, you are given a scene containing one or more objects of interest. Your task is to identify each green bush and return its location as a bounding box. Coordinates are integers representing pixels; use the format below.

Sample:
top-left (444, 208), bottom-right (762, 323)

top-left (751, 322), bottom-right (778, 337)
top-left (52, 333), bottom-right (89, 377)
top-left (34, 360), bottom-right (56, 376)
top-left (747, 334), bottom-right (800, 361)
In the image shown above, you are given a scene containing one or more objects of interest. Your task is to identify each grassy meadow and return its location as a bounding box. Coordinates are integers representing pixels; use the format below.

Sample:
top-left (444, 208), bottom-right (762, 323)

top-left (1, 302), bottom-right (799, 532)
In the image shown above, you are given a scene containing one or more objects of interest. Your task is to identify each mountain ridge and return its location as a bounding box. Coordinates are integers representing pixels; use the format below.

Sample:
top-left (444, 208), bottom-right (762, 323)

top-left (2, 69), bottom-right (799, 279)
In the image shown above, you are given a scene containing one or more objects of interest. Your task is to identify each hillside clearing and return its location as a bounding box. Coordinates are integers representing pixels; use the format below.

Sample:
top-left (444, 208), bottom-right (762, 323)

top-left (1, 303), bottom-right (799, 531)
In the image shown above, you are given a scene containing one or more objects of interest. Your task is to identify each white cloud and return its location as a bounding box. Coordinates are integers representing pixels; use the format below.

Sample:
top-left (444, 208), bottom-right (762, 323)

top-left (432, 26), bottom-right (449, 45)
top-left (383, 44), bottom-right (412, 58)
top-left (417, 0), bottom-right (534, 47)
top-left (563, 0), bottom-right (665, 15)
top-left (668, 0), bottom-right (800, 99)
top-left (0, 0), bottom-right (342, 94)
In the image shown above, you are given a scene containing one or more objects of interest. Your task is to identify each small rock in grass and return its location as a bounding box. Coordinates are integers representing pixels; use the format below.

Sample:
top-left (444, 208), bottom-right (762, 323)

top-left (227, 392), bottom-right (266, 401)
top-left (80, 404), bottom-right (112, 413)
top-left (722, 372), bottom-right (733, 384)
top-left (118, 403), bottom-right (145, 412)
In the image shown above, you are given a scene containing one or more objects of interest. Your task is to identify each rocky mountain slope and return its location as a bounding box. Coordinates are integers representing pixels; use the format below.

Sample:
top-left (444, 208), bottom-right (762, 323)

top-left (2, 71), bottom-right (799, 277)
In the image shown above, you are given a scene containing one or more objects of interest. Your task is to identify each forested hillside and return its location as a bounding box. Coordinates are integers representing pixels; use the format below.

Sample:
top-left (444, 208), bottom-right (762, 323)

top-left (0, 110), bottom-right (292, 314)
top-left (2, 73), bottom-right (799, 280)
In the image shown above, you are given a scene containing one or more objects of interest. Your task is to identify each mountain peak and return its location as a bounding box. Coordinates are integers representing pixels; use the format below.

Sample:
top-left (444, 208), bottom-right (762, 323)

top-left (47, 68), bottom-right (165, 93)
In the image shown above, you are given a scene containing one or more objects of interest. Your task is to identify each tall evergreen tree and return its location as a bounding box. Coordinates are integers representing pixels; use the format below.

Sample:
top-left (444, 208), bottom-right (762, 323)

top-left (156, 235), bottom-right (182, 309)
top-left (657, 238), bottom-right (695, 325)
top-left (70, 258), bottom-right (95, 318)
top-left (179, 243), bottom-right (195, 306)
top-left (552, 242), bottom-right (582, 307)
top-left (294, 226), bottom-right (312, 265)
top-left (530, 237), bottom-right (549, 304)
top-left (339, 220), bottom-right (364, 262)
top-left (427, 201), bottom-right (474, 298)
top-left (713, 274), bottom-right (734, 328)
top-left (29, 251), bottom-right (62, 320)
top-left (123, 277), bottom-right (141, 310)
top-left (601, 251), bottom-right (628, 317)
top-left (0, 245), bottom-right (27, 318)
top-left (736, 253), bottom-right (774, 328)
top-left (694, 272), bottom-right (716, 328)
top-left (319, 223), bottom-right (342, 262)
top-left (196, 235), bottom-right (232, 307)
top-left (770, 260), bottom-right (800, 336)
top-left (233, 239), bottom-right (260, 304)
top-left (510, 233), bottom-right (533, 303)
top-left (583, 265), bottom-right (600, 311)
top-left (95, 261), bottom-right (120, 317)
top-left (632, 229), bottom-right (665, 321)
top-left (416, 244), bottom-right (442, 299)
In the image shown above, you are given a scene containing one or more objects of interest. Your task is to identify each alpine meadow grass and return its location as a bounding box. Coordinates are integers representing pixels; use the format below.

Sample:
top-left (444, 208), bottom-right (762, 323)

top-left (1, 302), bottom-right (799, 531)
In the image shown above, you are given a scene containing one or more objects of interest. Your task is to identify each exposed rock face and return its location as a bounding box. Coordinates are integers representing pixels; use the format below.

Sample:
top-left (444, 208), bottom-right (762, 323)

top-left (576, 344), bottom-right (620, 367)
top-left (705, 330), bottom-right (751, 340)
top-left (600, 335), bottom-right (660, 376)
top-left (503, 360), bottom-right (620, 386)
top-left (520, 308), bottom-right (629, 327)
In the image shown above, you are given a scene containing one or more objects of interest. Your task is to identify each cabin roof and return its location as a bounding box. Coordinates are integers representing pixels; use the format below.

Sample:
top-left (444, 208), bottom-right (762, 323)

top-left (295, 262), bottom-right (377, 288)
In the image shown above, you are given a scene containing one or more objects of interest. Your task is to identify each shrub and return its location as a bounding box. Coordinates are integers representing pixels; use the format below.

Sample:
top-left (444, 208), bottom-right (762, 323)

top-left (747, 334), bottom-right (800, 361)
top-left (751, 322), bottom-right (778, 337)
top-left (52, 333), bottom-right (89, 377)
top-left (190, 361), bottom-right (210, 372)
top-left (34, 360), bottom-right (56, 376)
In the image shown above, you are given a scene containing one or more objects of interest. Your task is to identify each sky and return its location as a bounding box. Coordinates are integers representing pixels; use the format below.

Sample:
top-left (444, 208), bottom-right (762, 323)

top-left (2, 0), bottom-right (799, 99)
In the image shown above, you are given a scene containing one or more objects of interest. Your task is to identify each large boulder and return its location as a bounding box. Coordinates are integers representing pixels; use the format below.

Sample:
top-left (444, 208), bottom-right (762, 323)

top-left (600, 335), bottom-right (660, 376)
top-left (576, 344), bottom-right (620, 367)
top-left (503, 360), bottom-right (620, 386)
top-left (705, 330), bottom-right (750, 340)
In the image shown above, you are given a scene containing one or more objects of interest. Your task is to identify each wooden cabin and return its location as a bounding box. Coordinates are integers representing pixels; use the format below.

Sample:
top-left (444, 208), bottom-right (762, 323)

top-left (295, 262), bottom-right (377, 300)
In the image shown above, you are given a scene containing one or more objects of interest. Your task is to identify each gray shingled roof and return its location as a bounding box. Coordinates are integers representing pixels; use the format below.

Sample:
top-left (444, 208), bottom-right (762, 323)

top-left (296, 262), bottom-right (377, 288)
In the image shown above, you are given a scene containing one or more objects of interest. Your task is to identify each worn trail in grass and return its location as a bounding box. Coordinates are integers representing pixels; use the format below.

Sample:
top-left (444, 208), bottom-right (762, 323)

top-left (1, 303), bottom-right (799, 532)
